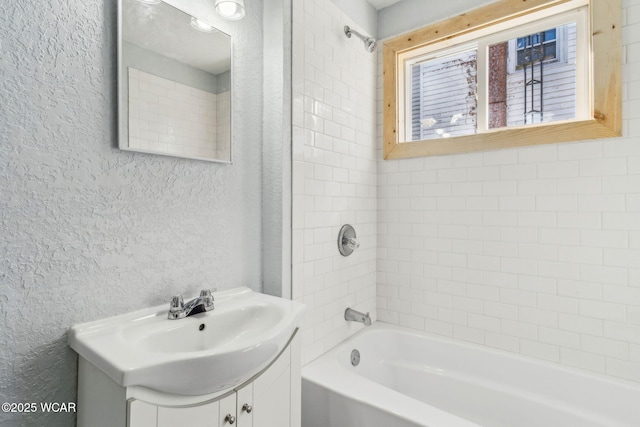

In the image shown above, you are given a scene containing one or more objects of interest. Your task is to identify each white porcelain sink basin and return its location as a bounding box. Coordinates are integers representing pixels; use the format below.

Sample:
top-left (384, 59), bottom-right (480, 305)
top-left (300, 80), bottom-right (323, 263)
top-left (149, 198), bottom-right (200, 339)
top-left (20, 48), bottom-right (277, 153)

top-left (69, 288), bottom-right (304, 396)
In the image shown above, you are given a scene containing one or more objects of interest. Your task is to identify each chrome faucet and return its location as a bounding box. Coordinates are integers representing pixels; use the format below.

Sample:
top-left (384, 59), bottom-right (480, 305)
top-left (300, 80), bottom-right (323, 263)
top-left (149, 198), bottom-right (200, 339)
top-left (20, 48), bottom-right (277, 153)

top-left (344, 307), bottom-right (371, 326)
top-left (168, 289), bottom-right (215, 320)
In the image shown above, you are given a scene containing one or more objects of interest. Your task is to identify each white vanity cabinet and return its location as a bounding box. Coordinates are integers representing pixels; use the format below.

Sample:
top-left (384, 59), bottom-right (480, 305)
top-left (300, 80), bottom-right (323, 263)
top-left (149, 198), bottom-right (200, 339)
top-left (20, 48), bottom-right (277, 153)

top-left (77, 334), bottom-right (301, 427)
top-left (128, 391), bottom-right (239, 427)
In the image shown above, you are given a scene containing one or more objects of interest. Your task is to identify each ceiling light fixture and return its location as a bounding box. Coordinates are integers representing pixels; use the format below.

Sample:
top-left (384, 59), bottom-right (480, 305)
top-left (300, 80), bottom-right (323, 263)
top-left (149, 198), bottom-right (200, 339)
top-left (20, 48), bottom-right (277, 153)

top-left (214, 0), bottom-right (245, 20)
top-left (190, 17), bottom-right (215, 33)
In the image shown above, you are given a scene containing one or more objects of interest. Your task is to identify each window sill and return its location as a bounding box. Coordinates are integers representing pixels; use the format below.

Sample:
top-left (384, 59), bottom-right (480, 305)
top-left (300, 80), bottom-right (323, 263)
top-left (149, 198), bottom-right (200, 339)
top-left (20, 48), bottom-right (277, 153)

top-left (384, 119), bottom-right (620, 160)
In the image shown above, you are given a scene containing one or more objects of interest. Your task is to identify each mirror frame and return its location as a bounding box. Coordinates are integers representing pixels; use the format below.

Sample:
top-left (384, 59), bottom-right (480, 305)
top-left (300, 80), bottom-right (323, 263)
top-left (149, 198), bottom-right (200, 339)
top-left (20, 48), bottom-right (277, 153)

top-left (117, 0), bottom-right (233, 164)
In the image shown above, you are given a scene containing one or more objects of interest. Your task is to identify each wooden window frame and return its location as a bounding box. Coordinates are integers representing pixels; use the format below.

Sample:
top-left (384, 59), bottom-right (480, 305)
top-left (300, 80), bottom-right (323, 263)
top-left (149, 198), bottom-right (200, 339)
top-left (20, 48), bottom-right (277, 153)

top-left (383, 0), bottom-right (621, 160)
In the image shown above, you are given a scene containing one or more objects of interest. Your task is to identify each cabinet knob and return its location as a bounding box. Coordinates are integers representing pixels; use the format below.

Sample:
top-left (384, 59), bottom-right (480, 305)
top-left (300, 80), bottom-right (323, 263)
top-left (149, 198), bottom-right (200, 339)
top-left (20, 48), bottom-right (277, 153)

top-left (225, 414), bottom-right (236, 424)
top-left (242, 403), bottom-right (253, 413)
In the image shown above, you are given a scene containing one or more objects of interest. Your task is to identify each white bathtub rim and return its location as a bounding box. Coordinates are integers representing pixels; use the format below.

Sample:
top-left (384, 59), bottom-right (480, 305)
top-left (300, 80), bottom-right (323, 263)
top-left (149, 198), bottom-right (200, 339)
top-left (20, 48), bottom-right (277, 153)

top-left (364, 323), bottom-right (639, 388)
top-left (303, 322), bottom-right (640, 427)
top-left (344, 322), bottom-right (640, 393)
top-left (303, 323), bottom-right (481, 427)
top-left (303, 348), bottom-right (480, 427)
top-left (373, 355), bottom-right (621, 427)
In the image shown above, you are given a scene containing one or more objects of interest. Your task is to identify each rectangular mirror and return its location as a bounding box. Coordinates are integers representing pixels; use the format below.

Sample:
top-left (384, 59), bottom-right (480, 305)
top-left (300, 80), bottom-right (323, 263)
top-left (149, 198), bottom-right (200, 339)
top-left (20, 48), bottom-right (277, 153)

top-left (118, 0), bottom-right (232, 163)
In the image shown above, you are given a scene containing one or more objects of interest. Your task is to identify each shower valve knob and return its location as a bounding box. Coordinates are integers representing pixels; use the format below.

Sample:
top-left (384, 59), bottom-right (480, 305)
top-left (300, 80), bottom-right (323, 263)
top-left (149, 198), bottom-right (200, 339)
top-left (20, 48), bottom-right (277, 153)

top-left (338, 224), bottom-right (359, 256)
top-left (344, 236), bottom-right (360, 250)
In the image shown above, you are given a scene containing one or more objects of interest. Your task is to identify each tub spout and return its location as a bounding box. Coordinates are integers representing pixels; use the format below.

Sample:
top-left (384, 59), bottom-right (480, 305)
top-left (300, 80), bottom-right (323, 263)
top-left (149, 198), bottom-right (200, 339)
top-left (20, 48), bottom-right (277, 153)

top-left (345, 308), bottom-right (371, 326)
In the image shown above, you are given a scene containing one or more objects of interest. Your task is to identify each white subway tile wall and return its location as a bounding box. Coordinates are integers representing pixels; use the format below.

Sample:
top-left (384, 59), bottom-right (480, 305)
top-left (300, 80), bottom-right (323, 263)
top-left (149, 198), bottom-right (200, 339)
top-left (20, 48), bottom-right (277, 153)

top-left (216, 91), bottom-right (231, 160)
top-left (128, 68), bottom-right (220, 159)
top-left (292, 0), bottom-right (377, 364)
top-left (376, 0), bottom-right (640, 383)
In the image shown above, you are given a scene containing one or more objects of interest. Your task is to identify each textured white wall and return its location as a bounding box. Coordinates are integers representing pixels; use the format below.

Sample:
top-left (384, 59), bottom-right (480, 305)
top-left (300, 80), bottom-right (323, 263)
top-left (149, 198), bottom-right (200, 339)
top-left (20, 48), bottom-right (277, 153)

top-left (292, 0), bottom-right (378, 365)
top-left (377, 0), bottom-right (640, 383)
top-left (0, 0), bottom-right (264, 425)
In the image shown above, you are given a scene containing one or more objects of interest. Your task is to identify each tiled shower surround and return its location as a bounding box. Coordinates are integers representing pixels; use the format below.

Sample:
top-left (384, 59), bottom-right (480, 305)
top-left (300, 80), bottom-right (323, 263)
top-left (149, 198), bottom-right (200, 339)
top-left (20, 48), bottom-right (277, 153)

top-left (376, 1), bottom-right (640, 382)
top-left (292, 0), bottom-right (377, 364)
top-left (295, 0), bottom-right (640, 384)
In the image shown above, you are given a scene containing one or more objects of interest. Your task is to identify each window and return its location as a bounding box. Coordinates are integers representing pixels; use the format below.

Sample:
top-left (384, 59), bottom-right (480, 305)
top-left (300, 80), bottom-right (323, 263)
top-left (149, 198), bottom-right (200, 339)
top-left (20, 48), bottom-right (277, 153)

top-left (383, 0), bottom-right (621, 159)
top-left (516, 28), bottom-right (557, 67)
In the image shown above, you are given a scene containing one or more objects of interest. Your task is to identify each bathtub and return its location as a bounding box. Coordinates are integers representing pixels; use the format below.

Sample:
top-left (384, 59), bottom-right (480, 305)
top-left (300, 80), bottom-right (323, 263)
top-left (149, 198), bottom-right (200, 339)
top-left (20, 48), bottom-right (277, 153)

top-left (301, 323), bottom-right (640, 427)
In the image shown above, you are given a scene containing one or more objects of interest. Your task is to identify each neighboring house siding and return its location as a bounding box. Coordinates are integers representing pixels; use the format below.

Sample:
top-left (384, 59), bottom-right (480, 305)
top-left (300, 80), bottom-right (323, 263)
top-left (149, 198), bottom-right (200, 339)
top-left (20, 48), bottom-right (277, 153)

top-left (411, 63), bottom-right (422, 140)
top-left (412, 50), bottom-right (478, 140)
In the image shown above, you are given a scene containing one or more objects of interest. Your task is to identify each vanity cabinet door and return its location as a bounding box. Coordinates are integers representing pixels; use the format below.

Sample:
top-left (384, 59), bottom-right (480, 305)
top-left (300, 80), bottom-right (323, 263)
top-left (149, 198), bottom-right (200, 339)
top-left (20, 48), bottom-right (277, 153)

top-left (236, 384), bottom-right (253, 426)
top-left (219, 394), bottom-right (237, 427)
top-left (157, 401), bottom-right (219, 427)
top-left (128, 399), bottom-right (157, 427)
top-left (252, 348), bottom-right (291, 427)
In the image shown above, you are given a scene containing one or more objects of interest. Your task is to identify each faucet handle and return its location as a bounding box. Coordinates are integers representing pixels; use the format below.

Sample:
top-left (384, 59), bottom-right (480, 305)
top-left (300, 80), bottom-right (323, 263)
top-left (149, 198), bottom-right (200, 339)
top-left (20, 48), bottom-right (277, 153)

top-left (170, 295), bottom-right (184, 310)
top-left (168, 295), bottom-right (186, 319)
top-left (199, 289), bottom-right (215, 310)
top-left (344, 236), bottom-right (360, 251)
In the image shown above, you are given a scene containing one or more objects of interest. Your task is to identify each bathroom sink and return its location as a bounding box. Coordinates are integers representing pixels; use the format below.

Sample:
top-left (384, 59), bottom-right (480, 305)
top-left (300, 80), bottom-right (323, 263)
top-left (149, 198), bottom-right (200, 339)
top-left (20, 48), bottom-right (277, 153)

top-left (69, 288), bottom-right (304, 396)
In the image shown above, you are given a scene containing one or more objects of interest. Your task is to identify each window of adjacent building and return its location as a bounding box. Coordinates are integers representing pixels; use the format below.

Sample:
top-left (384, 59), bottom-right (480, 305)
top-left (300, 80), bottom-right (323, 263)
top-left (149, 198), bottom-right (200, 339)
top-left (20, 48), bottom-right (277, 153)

top-left (383, 0), bottom-right (621, 159)
top-left (516, 29), bottom-right (558, 67)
